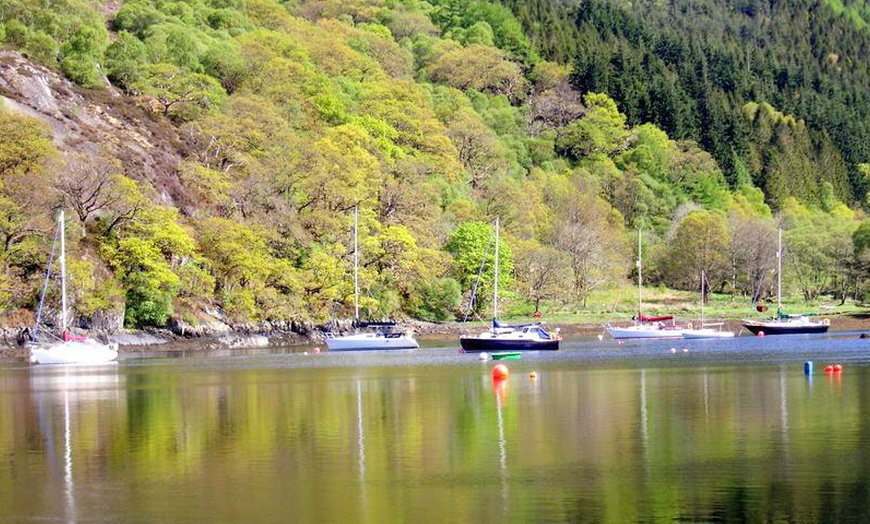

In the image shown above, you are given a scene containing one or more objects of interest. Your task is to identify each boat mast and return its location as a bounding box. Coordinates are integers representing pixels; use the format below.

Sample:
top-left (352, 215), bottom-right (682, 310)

top-left (637, 229), bottom-right (642, 324)
top-left (354, 206), bottom-right (359, 325)
top-left (493, 217), bottom-right (499, 321)
top-left (59, 209), bottom-right (67, 332)
top-left (700, 269), bottom-right (705, 325)
top-left (776, 227), bottom-right (782, 316)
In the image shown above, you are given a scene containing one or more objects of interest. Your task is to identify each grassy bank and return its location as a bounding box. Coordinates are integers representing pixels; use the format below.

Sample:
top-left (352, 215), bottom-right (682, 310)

top-left (494, 285), bottom-right (862, 326)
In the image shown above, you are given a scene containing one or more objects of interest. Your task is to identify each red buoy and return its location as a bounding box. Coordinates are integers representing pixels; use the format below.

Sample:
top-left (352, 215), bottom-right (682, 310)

top-left (833, 364), bottom-right (843, 373)
top-left (756, 331), bottom-right (765, 337)
top-left (492, 364), bottom-right (509, 380)
top-left (824, 365), bottom-right (834, 373)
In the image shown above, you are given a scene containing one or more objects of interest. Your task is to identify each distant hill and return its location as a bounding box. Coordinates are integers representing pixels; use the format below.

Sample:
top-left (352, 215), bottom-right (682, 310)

top-left (503, 0), bottom-right (870, 207)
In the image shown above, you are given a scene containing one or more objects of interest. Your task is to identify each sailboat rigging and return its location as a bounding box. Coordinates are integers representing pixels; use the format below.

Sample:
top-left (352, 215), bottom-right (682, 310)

top-left (742, 228), bottom-right (829, 335)
top-left (29, 210), bottom-right (118, 364)
top-left (324, 206), bottom-right (418, 351)
top-left (605, 229), bottom-right (684, 339)
top-left (459, 217), bottom-right (560, 352)
top-left (681, 270), bottom-right (735, 339)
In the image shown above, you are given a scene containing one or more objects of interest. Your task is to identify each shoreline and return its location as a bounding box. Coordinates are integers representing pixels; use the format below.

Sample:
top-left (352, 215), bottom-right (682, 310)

top-left (2, 314), bottom-right (869, 362)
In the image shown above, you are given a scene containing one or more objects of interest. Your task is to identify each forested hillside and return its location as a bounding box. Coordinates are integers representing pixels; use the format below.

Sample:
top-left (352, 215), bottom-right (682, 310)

top-left (503, 0), bottom-right (870, 208)
top-left (0, 0), bottom-right (868, 334)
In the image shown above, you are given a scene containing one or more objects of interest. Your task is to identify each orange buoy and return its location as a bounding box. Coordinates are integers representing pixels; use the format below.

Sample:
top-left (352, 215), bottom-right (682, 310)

top-left (824, 365), bottom-right (834, 373)
top-left (492, 364), bottom-right (509, 380)
top-left (312, 347), bottom-right (320, 354)
top-left (757, 331), bottom-right (765, 337)
top-left (833, 364), bottom-right (843, 373)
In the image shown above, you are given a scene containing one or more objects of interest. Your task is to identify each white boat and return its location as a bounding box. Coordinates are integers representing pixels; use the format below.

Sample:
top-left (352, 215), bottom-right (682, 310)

top-left (29, 210), bottom-right (119, 364)
top-left (681, 270), bottom-right (735, 339)
top-left (325, 207), bottom-right (418, 351)
top-left (459, 218), bottom-right (560, 352)
top-left (325, 322), bottom-right (418, 350)
top-left (741, 229), bottom-right (829, 336)
top-left (606, 230), bottom-right (685, 339)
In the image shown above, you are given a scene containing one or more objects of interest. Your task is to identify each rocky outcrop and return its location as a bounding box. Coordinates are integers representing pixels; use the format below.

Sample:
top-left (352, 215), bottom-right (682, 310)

top-left (0, 51), bottom-right (190, 211)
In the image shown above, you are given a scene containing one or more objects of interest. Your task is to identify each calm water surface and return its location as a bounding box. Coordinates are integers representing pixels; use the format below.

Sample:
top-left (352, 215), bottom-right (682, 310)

top-left (3, 332), bottom-right (870, 522)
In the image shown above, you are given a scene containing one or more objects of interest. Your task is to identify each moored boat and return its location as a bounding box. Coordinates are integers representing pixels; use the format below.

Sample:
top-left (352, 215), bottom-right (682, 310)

top-left (458, 218), bottom-right (560, 352)
top-left (29, 210), bottom-right (118, 365)
top-left (460, 320), bottom-right (560, 352)
top-left (680, 270), bottom-right (735, 339)
top-left (742, 315), bottom-right (829, 336)
top-left (325, 207), bottom-right (418, 351)
top-left (741, 229), bottom-right (829, 336)
top-left (606, 230), bottom-right (685, 339)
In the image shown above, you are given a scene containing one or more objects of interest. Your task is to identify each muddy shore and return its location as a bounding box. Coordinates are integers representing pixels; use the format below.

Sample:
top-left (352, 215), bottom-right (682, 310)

top-left (2, 314), bottom-right (869, 362)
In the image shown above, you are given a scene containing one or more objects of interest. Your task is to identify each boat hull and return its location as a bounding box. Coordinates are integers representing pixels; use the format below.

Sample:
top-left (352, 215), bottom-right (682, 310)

top-left (606, 325), bottom-right (685, 339)
top-left (742, 321), bottom-right (828, 336)
top-left (325, 333), bottom-right (418, 351)
top-left (681, 329), bottom-right (736, 339)
top-left (459, 337), bottom-right (559, 352)
top-left (30, 340), bottom-right (119, 364)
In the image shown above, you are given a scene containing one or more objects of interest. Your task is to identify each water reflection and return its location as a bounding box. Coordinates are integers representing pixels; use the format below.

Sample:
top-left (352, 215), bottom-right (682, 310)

top-left (29, 365), bottom-right (122, 523)
top-left (4, 342), bottom-right (870, 521)
top-left (493, 377), bottom-right (508, 508)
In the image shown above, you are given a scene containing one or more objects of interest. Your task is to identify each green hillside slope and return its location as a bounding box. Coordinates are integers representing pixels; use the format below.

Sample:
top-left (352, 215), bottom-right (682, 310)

top-left (0, 0), bottom-right (866, 333)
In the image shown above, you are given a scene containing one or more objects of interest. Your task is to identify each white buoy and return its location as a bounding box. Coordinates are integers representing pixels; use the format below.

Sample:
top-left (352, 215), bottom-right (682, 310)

top-left (478, 352), bottom-right (489, 361)
top-left (597, 334), bottom-right (604, 341)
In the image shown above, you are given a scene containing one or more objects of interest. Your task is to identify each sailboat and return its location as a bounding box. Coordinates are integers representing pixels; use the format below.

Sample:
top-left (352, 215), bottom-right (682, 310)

top-left (681, 270), bottom-right (735, 339)
top-left (324, 207), bottom-right (418, 351)
top-left (606, 230), bottom-right (684, 339)
top-left (742, 228), bottom-right (829, 335)
top-left (29, 210), bottom-right (119, 364)
top-left (459, 218), bottom-right (560, 352)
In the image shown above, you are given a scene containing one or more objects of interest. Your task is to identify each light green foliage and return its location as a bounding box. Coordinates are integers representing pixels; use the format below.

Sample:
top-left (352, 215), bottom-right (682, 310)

top-left (448, 21), bottom-right (494, 46)
top-left (426, 43), bottom-right (527, 102)
top-left (407, 277), bottom-right (461, 321)
top-left (113, 0), bottom-right (167, 38)
top-left (196, 217), bottom-right (273, 314)
top-left (0, 109), bottom-right (56, 275)
top-left (350, 23), bottom-right (413, 77)
top-left (66, 256), bottom-right (124, 318)
top-left (106, 236), bottom-right (181, 327)
top-left (60, 24), bottom-right (108, 87)
top-left (853, 220), bottom-right (870, 256)
top-left (102, 204), bottom-right (197, 327)
top-left (105, 31), bottom-right (150, 87)
top-left (445, 220), bottom-right (513, 315)
top-left (134, 63), bottom-right (226, 121)
top-left (144, 23), bottom-right (209, 72)
top-left (782, 199), bottom-right (857, 301)
top-left (659, 210), bottom-right (731, 291)
top-left (297, 244), bottom-right (345, 321)
top-left (557, 92), bottom-right (628, 159)
top-left (549, 172), bottom-right (627, 306)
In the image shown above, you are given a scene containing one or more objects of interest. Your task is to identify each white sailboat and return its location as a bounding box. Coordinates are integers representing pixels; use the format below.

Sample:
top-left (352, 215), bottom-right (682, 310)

top-left (30, 210), bottom-right (119, 364)
top-left (742, 228), bottom-right (829, 335)
top-left (325, 207), bottom-right (418, 351)
top-left (606, 229), bottom-right (685, 339)
top-left (682, 270), bottom-right (735, 339)
top-left (459, 217), bottom-right (560, 352)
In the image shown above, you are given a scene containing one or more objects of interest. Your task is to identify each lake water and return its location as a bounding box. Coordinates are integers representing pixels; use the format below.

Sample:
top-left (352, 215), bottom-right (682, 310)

top-left (3, 332), bottom-right (870, 522)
